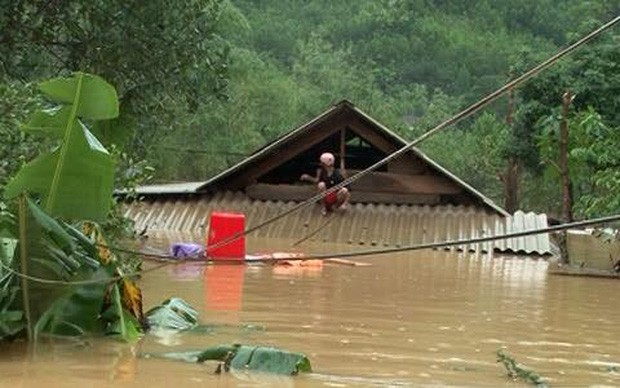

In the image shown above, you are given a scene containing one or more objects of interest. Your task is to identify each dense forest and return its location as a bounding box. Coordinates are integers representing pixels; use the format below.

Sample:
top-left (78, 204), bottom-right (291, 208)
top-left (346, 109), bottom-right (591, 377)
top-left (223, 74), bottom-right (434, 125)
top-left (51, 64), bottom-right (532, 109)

top-left (1, 0), bottom-right (618, 219)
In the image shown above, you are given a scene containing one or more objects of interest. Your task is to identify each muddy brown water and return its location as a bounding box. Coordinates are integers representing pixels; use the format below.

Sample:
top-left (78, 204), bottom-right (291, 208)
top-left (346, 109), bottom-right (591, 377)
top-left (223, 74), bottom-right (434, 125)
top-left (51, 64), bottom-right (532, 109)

top-left (2, 233), bottom-right (619, 387)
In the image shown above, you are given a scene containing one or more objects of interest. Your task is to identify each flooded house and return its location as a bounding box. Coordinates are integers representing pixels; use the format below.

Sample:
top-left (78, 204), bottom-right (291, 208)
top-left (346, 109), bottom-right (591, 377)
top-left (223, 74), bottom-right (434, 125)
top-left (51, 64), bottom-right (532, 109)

top-left (123, 100), bottom-right (552, 255)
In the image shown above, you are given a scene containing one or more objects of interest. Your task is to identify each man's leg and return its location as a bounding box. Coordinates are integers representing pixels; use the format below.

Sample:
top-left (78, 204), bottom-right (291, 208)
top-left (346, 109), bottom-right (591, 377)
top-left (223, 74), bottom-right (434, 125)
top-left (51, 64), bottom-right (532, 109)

top-left (318, 182), bottom-right (329, 216)
top-left (336, 187), bottom-right (350, 211)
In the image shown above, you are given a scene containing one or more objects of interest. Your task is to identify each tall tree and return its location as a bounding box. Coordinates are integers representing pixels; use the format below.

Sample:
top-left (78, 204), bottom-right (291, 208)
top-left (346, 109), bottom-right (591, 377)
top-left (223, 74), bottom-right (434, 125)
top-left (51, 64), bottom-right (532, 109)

top-left (516, 28), bottom-right (619, 216)
top-left (0, 0), bottom-right (233, 154)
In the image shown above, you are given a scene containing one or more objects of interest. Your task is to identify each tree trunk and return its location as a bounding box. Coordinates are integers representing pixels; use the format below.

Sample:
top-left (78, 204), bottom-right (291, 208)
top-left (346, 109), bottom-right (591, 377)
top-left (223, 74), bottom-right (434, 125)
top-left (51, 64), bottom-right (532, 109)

top-left (558, 90), bottom-right (575, 264)
top-left (503, 157), bottom-right (520, 213)
top-left (502, 87), bottom-right (520, 213)
top-left (560, 91), bottom-right (574, 223)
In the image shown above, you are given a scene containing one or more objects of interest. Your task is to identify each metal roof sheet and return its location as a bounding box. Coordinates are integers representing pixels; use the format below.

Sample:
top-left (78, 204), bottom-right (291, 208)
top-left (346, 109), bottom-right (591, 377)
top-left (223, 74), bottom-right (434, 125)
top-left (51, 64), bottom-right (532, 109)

top-left (124, 191), bottom-right (553, 255)
top-left (130, 181), bottom-right (207, 195)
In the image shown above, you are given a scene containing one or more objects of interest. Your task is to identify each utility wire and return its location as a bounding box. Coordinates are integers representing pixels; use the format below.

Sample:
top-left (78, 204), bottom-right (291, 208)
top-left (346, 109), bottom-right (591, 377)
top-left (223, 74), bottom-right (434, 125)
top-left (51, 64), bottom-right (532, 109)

top-left (0, 258), bottom-right (173, 286)
top-left (204, 15), bottom-right (620, 253)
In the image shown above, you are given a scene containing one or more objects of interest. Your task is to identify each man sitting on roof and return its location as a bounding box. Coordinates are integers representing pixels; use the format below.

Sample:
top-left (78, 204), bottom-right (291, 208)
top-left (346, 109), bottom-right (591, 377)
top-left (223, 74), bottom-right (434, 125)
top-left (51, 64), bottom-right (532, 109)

top-left (300, 152), bottom-right (350, 216)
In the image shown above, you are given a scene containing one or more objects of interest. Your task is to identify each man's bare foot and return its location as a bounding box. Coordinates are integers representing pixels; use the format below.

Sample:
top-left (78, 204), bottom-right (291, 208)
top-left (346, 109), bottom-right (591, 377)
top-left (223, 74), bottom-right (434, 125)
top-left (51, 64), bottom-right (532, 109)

top-left (338, 203), bottom-right (347, 211)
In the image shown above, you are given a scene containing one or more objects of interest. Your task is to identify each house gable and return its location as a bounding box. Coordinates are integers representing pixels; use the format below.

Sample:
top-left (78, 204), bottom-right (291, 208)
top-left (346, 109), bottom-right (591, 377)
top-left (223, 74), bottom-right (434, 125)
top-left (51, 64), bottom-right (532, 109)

top-left (196, 100), bottom-right (506, 214)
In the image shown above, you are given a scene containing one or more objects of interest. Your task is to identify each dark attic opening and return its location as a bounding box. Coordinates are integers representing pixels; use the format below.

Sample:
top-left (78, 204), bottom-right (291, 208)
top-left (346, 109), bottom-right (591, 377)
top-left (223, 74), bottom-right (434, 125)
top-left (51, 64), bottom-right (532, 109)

top-left (258, 127), bottom-right (387, 185)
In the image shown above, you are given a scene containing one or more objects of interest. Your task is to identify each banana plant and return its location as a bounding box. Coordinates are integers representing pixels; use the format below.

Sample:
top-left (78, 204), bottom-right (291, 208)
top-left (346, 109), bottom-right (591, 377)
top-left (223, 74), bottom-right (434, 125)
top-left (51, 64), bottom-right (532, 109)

top-left (4, 72), bottom-right (119, 221)
top-left (17, 197), bottom-right (142, 341)
top-left (0, 74), bottom-right (144, 343)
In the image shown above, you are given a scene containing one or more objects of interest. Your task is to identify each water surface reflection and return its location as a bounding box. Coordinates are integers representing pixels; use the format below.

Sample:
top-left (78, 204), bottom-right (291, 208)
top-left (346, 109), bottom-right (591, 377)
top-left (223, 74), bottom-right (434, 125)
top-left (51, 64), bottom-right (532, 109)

top-left (1, 233), bottom-right (619, 387)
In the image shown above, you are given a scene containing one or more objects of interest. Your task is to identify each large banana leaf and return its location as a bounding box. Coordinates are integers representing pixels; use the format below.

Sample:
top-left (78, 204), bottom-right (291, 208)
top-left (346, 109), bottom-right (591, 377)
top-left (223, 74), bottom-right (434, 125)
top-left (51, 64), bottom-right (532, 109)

top-left (14, 198), bottom-right (141, 340)
top-left (16, 198), bottom-right (101, 333)
top-left (34, 267), bottom-right (111, 337)
top-left (38, 74), bottom-right (118, 120)
top-left (36, 270), bottom-right (142, 341)
top-left (229, 345), bottom-right (312, 375)
top-left (17, 198), bottom-right (97, 324)
top-left (4, 73), bottom-right (119, 221)
top-left (148, 344), bottom-right (312, 376)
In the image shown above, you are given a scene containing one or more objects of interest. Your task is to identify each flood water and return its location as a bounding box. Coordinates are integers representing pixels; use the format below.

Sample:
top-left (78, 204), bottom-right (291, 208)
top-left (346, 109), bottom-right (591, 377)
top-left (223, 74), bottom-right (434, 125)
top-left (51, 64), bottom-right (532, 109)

top-left (2, 233), bottom-right (620, 387)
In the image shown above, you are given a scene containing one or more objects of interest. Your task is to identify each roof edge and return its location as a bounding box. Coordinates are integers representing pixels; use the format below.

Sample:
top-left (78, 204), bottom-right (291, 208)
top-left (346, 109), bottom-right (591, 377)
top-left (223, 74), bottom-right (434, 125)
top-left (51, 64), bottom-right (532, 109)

top-left (350, 104), bottom-right (509, 216)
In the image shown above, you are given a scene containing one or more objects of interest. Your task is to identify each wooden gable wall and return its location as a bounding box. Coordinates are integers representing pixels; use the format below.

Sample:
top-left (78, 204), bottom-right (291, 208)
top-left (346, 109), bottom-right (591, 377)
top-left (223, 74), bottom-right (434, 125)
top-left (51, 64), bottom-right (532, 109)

top-left (202, 103), bottom-right (490, 209)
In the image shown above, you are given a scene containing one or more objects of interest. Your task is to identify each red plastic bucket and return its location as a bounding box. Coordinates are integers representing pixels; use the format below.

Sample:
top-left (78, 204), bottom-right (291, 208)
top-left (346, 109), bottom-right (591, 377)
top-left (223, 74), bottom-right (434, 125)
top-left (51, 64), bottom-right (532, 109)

top-left (206, 212), bottom-right (245, 260)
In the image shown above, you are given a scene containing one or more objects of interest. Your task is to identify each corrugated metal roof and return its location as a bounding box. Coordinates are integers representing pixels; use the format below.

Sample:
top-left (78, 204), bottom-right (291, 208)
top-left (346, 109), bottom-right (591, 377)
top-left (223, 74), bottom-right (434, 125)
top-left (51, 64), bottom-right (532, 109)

top-left (124, 191), bottom-right (553, 255)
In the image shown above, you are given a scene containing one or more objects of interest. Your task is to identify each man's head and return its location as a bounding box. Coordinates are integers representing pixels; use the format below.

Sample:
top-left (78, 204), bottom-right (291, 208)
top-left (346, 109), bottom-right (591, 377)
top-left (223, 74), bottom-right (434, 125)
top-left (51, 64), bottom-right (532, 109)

top-left (320, 152), bottom-right (335, 167)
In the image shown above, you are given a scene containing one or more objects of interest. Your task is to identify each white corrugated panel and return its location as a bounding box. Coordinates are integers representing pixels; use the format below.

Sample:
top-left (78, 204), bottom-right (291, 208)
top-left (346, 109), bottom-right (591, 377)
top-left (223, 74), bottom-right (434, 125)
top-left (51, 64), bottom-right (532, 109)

top-left (492, 211), bottom-right (552, 255)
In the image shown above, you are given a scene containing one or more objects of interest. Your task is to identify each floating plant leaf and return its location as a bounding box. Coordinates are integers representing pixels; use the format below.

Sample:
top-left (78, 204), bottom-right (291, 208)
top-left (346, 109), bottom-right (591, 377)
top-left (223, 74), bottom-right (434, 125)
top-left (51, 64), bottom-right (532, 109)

top-left (147, 344), bottom-right (312, 376)
top-left (229, 345), bottom-right (312, 375)
top-left (145, 297), bottom-right (198, 331)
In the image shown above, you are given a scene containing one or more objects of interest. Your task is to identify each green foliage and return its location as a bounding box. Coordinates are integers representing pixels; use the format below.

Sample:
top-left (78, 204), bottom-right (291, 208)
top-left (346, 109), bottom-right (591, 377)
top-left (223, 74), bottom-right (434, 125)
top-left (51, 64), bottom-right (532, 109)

top-left (420, 112), bottom-right (509, 203)
top-left (0, 81), bottom-right (43, 192)
top-left (518, 170), bottom-right (559, 214)
top-left (0, 0), bottom-right (231, 100)
top-left (2, 0), bottom-right (618, 216)
top-left (34, 267), bottom-right (111, 337)
top-left (569, 111), bottom-right (620, 217)
top-left (292, 32), bottom-right (380, 109)
top-left (5, 73), bottom-right (119, 221)
top-left (513, 28), bottom-right (618, 152)
top-left (101, 148), bottom-right (154, 243)
top-left (1, 197), bottom-right (142, 341)
top-left (150, 344), bottom-right (313, 375)
top-left (0, 71), bottom-right (144, 342)
top-left (497, 349), bottom-right (548, 387)
top-left (18, 198), bottom-right (97, 324)
top-left (0, 0), bottom-right (234, 165)
top-left (535, 107), bottom-right (619, 218)
top-left (100, 283), bottom-right (142, 342)
top-left (510, 26), bottom-right (619, 213)
top-left (227, 345), bottom-right (313, 375)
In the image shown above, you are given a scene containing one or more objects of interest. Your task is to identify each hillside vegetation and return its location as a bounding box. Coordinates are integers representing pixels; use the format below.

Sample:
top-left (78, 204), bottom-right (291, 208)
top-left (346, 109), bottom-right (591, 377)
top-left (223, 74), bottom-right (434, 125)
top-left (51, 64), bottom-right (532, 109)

top-left (1, 0), bottom-right (618, 217)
